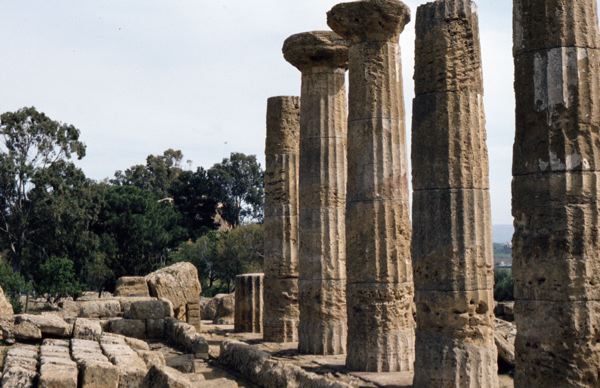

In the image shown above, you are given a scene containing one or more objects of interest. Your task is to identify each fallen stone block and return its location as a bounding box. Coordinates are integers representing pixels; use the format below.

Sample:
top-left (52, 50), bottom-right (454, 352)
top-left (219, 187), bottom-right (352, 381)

top-left (109, 319), bottom-right (146, 339)
top-left (13, 320), bottom-right (42, 341)
top-left (71, 338), bottom-right (120, 388)
top-left (143, 364), bottom-right (194, 388)
top-left (115, 276), bottom-right (150, 297)
top-left (73, 318), bottom-right (102, 341)
top-left (166, 353), bottom-right (195, 373)
top-left (100, 333), bottom-right (148, 387)
top-left (1, 344), bottom-right (39, 388)
top-left (15, 313), bottom-right (73, 337)
top-left (212, 293), bottom-right (234, 324)
top-left (124, 299), bottom-right (173, 320)
top-left (78, 299), bottom-right (122, 319)
top-left (219, 340), bottom-right (351, 388)
top-left (146, 319), bottom-right (165, 339)
top-left (125, 336), bottom-right (150, 351)
top-left (145, 262), bottom-right (201, 321)
top-left (39, 339), bottom-right (77, 388)
top-left (164, 318), bottom-right (208, 359)
top-left (136, 350), bottom-right (166, 368)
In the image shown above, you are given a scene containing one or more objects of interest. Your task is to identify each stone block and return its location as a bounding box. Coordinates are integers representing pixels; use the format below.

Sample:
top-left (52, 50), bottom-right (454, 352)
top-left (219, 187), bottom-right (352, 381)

top-left (39, 339), bottom-right (77, 388)
top-left (13, 320), bottom-right (42, 341)
top-left (146, 319), bottom-right (165, 339)
top-left (15, 313), bottom-right (73, 338)
top-left (234, 273), bottom-right (264, 333)
top-left (109, 319), bottom-right (146, 339)
top-left (124, 299), bottom-right (173, 320)
top-left (73, 318), bottom-right (102, 341)
top-left (114, 276), bottom-right (150, 297)
top-left (263, 277), bottom-right (299, 343)
top-left (78, 299), bottom-right (122, 319)
top-left (145, 262), bottom-right (201, 320)
top-left (143, 365), bottom-right (194, 388)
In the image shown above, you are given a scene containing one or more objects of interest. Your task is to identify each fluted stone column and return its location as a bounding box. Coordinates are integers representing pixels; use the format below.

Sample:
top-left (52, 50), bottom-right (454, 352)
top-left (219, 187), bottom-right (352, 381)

top-left (411, 1), bottom-right (498, 386)
top-left (282, 31), bottom-right (349, 355)
top-left (263, 96), bottom-right (301, 343)
top-left (512, 1), bottom-right (600, 386)
top-left (234, 273), bottom-right (264, 333)
top-left (327, 0), bottom-right (415, 372)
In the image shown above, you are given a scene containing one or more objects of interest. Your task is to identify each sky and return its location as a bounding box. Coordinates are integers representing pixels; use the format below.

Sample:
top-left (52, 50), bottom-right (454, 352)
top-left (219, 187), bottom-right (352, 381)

top-left (0, 1), bottom-right (561, 225)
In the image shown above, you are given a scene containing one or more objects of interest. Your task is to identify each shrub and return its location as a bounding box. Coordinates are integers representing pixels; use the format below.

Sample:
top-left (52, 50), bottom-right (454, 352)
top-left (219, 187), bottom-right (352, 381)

top-left (0, 261), bottom-right (30, 313)
top-left (36, 257), bottom-right (82, 302)
top-left (494, 268), bottom-right (514, 301)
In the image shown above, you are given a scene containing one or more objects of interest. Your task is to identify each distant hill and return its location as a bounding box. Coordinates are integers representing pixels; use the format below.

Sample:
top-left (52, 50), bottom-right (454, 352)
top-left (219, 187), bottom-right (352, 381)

top-left (493, 224), bottom-right (513, 244)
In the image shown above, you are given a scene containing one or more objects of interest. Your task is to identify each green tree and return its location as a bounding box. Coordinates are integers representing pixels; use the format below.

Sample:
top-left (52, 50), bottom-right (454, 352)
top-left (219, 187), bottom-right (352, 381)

top-left (0, 107), bottom-right (85, 272)
top-left (113, 149), bottom-right (183, 197)
top-left (494, 268), bottom-right (514, 301)
top-left (96, 185), bottom-right (186, 279)
top-left (169, 168), bottom-right (226, 239)
top-left (208, 153), bottom-right (264, 227)
top-left (170, 231), bottom-right (220, 291)
top-left (35, 257), bottom-right (81, 302)
top-left (0, 260), bottom-right (30, 312)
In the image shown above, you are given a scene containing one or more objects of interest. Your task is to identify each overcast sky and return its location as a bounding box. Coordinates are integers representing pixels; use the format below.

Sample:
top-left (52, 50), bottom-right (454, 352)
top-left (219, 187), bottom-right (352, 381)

top-left (0, 1), bottom-right (573, 225)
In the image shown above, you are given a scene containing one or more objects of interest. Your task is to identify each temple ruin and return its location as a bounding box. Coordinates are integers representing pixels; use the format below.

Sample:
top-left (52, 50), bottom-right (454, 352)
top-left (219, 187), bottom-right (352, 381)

top-left (327, 0), bottom-right (415, 372)
top-left (282, 31), bottom-right (350, 355)
top-left (411, 0), bottom-right (498, 386)
top-left (512, 0), bottom-right (600, 386)
top-left (263, 96), bottom-right (301, 343)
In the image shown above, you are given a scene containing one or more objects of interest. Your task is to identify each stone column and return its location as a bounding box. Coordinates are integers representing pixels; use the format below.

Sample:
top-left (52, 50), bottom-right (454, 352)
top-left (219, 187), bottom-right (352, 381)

top-left (512, 1), bottom-right (600, 386)
top-left (411, 1), bottom-right (498, 386)
top-left (263, 96), bottom-right (301, 343)
top-left (234, 273), bottom-right (264, 333)
top-left (327, 0), bottom-right (415, 372)
top-left (282, 31), bottom-right (349, 355)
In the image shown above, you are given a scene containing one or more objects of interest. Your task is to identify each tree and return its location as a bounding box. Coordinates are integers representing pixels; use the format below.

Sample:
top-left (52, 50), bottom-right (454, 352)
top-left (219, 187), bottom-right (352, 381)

top-left (0, 260), bottom-right (30, 312)
top-left (95, 185), bottom-right (186, 279)
top-left (169, 168), bottom-right (226, 239)
top-left (494, 268), bottom-right (514, 301)
top-left (208, 153), bottom-right (264, 227)
top-left (35, 257), bottom-right (81, 302)
top-left (170, 231), bottom-right (220, 291)
top-left (113, 149), bottom-right (183, 197)
top-left (0, 107), bottom-right (85, 272)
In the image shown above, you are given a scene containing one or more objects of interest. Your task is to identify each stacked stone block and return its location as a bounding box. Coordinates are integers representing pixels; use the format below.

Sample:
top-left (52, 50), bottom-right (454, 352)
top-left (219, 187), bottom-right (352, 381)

top-left (100, 333), bottom-right (148, 387)
top-left (512, 0), bottom-right (600, 386)
top-left (263, 95), bottom-right (301, 343)
top-left (1, 344), bottom-right (38, 388)
top-left (282, 31), bottom-right (349, 355)
top-left (71, 339), bottom-right (120, 388)
top-left (327, 0), bottom-right (415, 371)
top-left (411, 1), bottom-right (498, 386)
top-left (39, 339), bottom-right (78, 388)
top-left (234, 273), bottom-right (264, 333)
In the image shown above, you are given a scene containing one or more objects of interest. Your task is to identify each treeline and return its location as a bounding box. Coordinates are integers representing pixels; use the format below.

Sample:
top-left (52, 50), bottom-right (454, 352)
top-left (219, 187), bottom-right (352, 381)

top-left (0, 107), bottom-right (265, 308)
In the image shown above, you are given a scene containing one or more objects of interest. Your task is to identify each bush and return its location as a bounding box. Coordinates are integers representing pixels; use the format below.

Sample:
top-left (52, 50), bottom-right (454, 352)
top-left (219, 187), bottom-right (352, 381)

top-left (36, 257), bottom-right (82, 302)
top-left (0, 261), bottom-right (31, 313)
top-left (494, 268), bottom-right (514, 301)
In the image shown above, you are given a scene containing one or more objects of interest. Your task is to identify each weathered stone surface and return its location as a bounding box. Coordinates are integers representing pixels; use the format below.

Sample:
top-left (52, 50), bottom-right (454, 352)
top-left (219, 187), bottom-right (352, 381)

top-left (263, 278), bottom-right (299, 343)
top-left (124, 299), bottom-right (173, 320)
top-left (327, 0), bottom-right (414, 372)
top-left (513, 0), bottom-right (600, 55)
top-left (164, 318), bottom-right (209, 359)
top-left (219, 340), bottom-right (352, 388)
top-left (512, 0), bottom-right (600, 386)
top-left (71, 338), bottom-right (120, 388)
top-left (78, 299), bottom-right (122, 319)
top-left (264, 95), bottom-right (301, 343)
top-left (73, 318), bottom-right (103, 341)
top-left (234, 273), bottom-right (264, 333)
top-left (0, 286), bottom-right (13, 318)
top-left (136, 350), bottom-right (166, 368)
top-left (143, 364), bottom-right (194, 388)
top-left (100, 333), bottom-right (148, 388)
top-left (115, 276), bottom-right (150, 297)
top-left (146, 318), bottom-right (165, 339)
top-left (1, 344), bottom-right (38, 388)
top-left (15, 313), bottom-right (73, 338)
top-left (39, 339), bottom-right (78, 388)
top-left (411, 3), bottom-right (498, 386)
top-left (495, 319), bottom-right (516, 372)
top-left (186, 301), bottom-right (201, 331)
top-left (109, 319), bottom-right (146, 339)
top-left (211, 293), bottom-right (235, 324)
top-left (13, 320), bottom-right (42, 341)
top-left (283, 30), bottom-right (349, 356)
top-left (146, 262), bottom-right (201, 324)
top-left (166, 353), bottom-right (195, 373)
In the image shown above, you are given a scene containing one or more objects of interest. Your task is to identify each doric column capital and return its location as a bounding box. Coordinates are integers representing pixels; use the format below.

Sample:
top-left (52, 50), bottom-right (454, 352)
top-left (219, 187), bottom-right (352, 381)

top-left (327, 0), bottom-right (411, 43)
top-left (282, 31), bottom-right (349, 72)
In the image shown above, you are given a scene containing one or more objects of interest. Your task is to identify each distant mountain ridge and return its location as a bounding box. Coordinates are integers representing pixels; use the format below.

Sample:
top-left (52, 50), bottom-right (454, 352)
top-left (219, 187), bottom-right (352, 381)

top-left (493, 224), bottom-right (513, 244)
